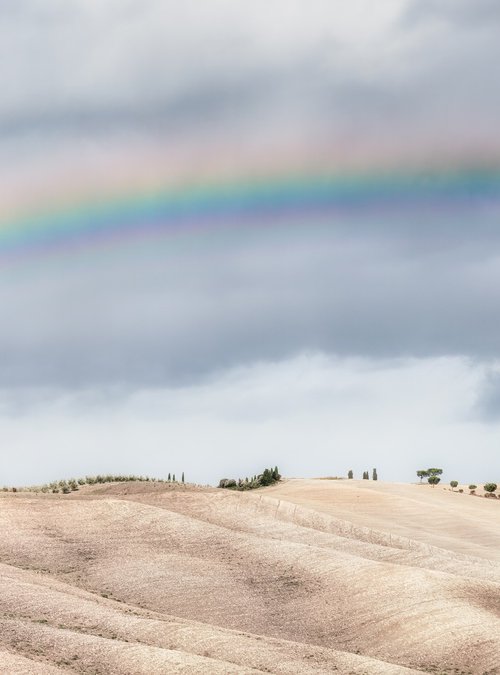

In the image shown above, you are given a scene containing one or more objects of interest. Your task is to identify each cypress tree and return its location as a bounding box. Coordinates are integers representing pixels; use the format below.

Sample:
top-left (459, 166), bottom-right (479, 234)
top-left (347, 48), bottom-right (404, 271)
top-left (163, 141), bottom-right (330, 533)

top-left (168, 473), bottom-right (171, 481)
top-left (261, 468), bottom-right (272, 486)
top-left (173, 474), bottom-right (176, 482)
top-left (372, 468), bottom-right (378, 481)
top-left (181, 472), bottom-right (185, 483)
top-left (348, 470), bottom-right (353, 479)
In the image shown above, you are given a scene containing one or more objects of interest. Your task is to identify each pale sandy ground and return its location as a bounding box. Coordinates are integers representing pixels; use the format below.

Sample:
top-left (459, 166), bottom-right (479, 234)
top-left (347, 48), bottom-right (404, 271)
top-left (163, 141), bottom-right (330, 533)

top-left (0, 478), bottom-right (499, 674)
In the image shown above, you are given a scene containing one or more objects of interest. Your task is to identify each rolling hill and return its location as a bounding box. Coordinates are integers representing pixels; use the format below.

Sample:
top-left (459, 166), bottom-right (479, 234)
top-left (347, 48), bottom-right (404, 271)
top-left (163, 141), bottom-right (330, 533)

top-left (1, 478), bottom-right (499, 674)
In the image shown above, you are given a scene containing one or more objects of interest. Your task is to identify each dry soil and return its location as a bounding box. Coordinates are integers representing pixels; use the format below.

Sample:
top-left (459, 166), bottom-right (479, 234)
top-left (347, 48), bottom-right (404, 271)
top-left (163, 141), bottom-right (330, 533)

top-left (1, 478), bottom-right (499, 674)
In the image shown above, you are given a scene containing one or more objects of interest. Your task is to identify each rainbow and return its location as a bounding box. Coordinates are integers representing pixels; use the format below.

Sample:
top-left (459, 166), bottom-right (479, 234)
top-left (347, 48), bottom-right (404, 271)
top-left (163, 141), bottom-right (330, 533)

top-left (1, 167), bottom-right (499, 263)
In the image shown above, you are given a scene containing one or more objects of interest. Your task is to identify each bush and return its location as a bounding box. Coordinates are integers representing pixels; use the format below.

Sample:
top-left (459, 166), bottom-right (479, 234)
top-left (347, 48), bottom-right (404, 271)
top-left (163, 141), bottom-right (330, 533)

top-left (469, 484), bottom-right (477, 490)
top-left (484, 483), bottom-right (497, 495)
top-left (218, 478), bottom-right (236, 488)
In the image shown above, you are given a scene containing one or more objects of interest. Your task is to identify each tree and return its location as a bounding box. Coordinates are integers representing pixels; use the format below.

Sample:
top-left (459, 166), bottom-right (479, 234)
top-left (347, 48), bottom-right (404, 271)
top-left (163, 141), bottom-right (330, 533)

top-left (450, 480), bottom-right (458, 491)
top-left (363, 471), bottom-right (369, 480)
top-left (417, 470), bottom-right (429, 483)
top-left (427, 468), bottom-right (443, 477)
top-left (372, 468), bottom-right (378, 481)
top-left (484, 483), bottom-right (497, 495)
top-left (428, 475), bottom-right (440, 487)
top-left (172, 474), bottom-right (176, 482)
top-left (181, 472), bottom-right (185, 483)
top-left (260, 468), bottom-right (274, 486)
top-left (469, 484), bottom-right (477, 494)
top-left (348, 470), bottom-right (353, 479)
top-left (168, 473), bottom-right (171, 482)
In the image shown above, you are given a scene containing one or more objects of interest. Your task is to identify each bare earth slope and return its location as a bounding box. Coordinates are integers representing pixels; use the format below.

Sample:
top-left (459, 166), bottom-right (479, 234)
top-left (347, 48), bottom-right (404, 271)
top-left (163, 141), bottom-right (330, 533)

top-left (1, 479), bottom-right (499, 674)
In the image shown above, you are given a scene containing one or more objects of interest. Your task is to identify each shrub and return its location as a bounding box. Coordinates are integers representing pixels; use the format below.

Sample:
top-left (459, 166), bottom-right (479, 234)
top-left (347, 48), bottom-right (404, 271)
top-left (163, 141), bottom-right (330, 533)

top-left (218, 478), bottom-right (237, 488)
top-left (469, 484), bottom-right (477, 490)
top-left (450, 480), bottom-right (458, 490)
top-left (484, 483), bottom-right (497, 495)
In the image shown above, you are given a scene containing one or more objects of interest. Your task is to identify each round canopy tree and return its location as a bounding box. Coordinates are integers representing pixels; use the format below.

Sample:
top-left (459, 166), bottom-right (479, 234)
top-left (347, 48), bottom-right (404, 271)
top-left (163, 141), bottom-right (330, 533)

top-left (484, 483), bottom-right (497, 495)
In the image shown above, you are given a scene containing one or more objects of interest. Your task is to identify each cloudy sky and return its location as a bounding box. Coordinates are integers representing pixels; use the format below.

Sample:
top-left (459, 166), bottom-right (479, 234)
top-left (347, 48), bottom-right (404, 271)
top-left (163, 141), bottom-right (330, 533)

top-left (1, 1), bottom-right (500, 487)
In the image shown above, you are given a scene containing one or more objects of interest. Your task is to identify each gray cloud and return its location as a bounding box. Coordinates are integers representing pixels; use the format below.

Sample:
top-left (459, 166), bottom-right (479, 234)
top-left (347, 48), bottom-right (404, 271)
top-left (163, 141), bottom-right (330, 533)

top-left (2, 212), bottom-right (500, 388)
top-left (1, 0), bottom-right (499, 158)
top-left (1, 1), bottom-right (500, 390)
top-left (2, 2), bottom-right (500, 485)
top-left (474, 370), bottom-right (500, 421)
top-left (404, 0), bottom-right (500, 26)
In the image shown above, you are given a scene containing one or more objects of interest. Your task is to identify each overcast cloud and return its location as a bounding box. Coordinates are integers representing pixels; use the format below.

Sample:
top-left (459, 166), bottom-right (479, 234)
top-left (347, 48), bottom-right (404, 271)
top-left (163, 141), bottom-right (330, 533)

top-left (1, 1), bottom-right (500, 483)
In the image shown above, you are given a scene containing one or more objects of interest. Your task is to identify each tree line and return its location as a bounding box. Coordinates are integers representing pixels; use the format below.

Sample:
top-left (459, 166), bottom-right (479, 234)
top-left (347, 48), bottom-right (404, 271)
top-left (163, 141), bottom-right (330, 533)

top-left (218, 466), bottom-right (281, 491)
top-left (416, 469), bottom-right (498, 496)
top-left (2, 473), bottom-right (186, 494)
top-left (347, 469), bottom-right (378, 480)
